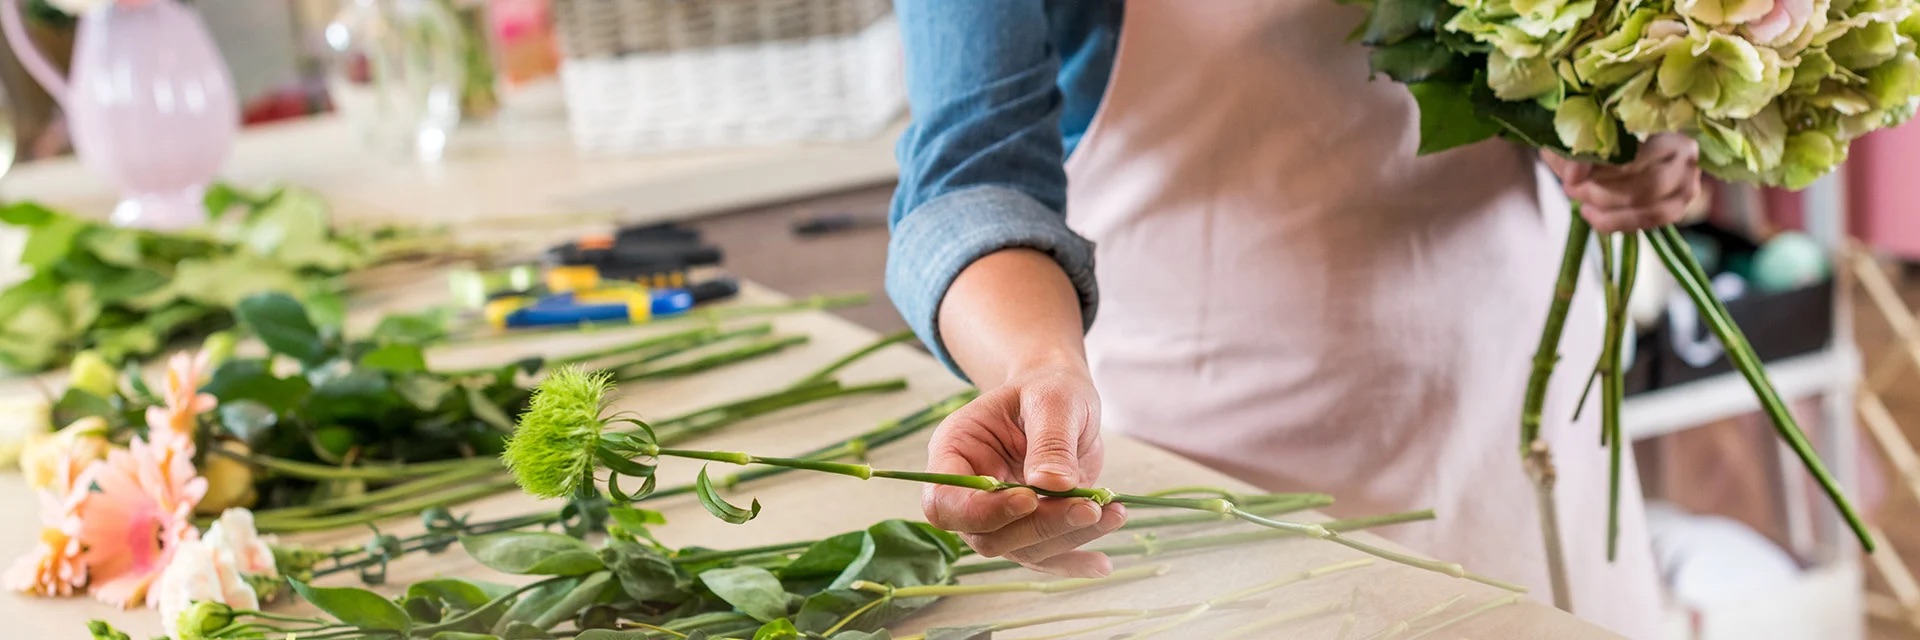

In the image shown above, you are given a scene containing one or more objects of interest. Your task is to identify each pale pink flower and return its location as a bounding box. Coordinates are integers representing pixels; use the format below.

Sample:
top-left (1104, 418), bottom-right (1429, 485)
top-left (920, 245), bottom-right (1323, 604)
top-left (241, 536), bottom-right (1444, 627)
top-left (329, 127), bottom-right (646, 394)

top-left (80, 438), bottom-right (207, 609)
top-left (154, 540), bottom-right (258, 639)
top-left (4, 458), bottom-right (95, 597)
top-left (201, 509), bottom-right (276, 579)
top-left (145, 351), bottom-right (215, 455)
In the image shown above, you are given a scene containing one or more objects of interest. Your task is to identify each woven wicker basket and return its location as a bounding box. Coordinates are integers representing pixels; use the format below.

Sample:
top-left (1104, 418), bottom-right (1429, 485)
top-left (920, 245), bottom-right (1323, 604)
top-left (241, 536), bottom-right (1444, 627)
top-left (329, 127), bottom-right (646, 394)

top-left (551, 0), bottom-right (903, 154)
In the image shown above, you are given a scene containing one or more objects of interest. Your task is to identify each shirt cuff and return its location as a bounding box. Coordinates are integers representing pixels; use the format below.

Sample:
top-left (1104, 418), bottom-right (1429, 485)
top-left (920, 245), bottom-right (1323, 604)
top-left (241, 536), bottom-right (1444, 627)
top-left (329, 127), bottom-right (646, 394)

top-left (886, 185), bottom-right (1099, 382)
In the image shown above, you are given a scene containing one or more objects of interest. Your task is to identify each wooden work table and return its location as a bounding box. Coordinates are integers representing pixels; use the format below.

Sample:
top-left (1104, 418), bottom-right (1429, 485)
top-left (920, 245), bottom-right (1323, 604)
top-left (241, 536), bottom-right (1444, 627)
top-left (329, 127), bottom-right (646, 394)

top-left (0, 121), bottom-right (1619, 638)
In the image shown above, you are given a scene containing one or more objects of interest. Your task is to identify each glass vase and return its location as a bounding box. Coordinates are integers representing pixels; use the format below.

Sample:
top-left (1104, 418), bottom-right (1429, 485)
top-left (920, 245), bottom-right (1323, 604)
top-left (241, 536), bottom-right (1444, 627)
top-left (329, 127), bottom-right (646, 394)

top-left (322, 0), bottom-right (466, 163)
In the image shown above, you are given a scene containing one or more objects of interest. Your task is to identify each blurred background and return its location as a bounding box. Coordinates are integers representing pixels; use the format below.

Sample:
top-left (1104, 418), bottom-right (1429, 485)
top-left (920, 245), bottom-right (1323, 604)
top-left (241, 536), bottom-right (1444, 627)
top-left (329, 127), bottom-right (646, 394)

top-left (1, 1), bottom-right (1920, 638)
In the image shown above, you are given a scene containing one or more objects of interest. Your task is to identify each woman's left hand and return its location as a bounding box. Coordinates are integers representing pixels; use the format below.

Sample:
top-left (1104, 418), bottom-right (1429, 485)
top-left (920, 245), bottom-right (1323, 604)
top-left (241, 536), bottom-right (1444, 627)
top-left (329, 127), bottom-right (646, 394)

top-left (1541, 133), bottom-right (1702, 233)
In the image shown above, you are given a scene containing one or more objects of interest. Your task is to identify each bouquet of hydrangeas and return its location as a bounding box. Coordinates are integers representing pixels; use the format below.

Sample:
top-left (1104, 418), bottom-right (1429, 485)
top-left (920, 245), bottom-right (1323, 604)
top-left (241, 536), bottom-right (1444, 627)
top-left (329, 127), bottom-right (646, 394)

top-left (1354, 0), bottom-right (1913, 606)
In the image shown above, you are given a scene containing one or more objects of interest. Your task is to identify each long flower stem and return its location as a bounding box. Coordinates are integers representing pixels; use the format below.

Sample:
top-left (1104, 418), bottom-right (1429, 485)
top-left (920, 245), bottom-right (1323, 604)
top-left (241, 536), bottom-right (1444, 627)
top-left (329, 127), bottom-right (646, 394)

top-left (442, 292), bottom-right (870, 345)
top-left (851, 564), bottom-right (1169, 599)
top-left (952, 509), bottom-right (1434, 576)
top-left (1359, 593), bottom-right (1465, 640)
top-left (222, 450), bottom-right (486, 482)
top-left (617, 335), bottom-right (810, 382)
top-left (792, 330), bottom-right (916, 387)
top-left (1520, 213), bottom-right (1590, 611)
top-left (1648, 226), bottom-right (1873, 551)
top-left (1400, 593), bottom-right (1524, 640)
top-left (1600, 231), bottom-right (1640, 561)
top-left (1216, 600), bottom-right (1349, 640)
top-left (619, 443), bottom-right (1517, 587)
top-left (313, 392), bottom-right (965, 573)
top-left (413, 575), bottom-right (574, 635)
top-left (436, 324), bottom-right (744, 379)
top-left (1115, 560), bottom-right (1371, 640)
top-left (595, 324), bottom-right (777, 373)
top-left (253, 460), bottom-right (503, 519)
top-left (256, 479), bottom-right (515, 532)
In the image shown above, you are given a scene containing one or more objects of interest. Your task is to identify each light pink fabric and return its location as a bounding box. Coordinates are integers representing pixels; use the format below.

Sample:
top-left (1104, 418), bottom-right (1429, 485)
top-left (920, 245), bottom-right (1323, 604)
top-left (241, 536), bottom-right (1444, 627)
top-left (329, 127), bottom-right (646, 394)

top-left (1062, 2), bottom-right (1662, 637)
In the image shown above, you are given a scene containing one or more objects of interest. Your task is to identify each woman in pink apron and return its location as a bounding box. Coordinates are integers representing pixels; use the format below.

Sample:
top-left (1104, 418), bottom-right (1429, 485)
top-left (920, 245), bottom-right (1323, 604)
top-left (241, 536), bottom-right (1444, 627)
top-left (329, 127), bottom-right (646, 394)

top-left (885, 3), bottom-right (1701, 637)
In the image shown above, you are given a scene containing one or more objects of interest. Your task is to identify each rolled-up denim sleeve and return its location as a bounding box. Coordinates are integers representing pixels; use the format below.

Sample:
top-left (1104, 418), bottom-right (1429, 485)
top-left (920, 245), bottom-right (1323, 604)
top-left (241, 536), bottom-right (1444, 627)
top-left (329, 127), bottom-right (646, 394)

top-left (886, 0), bottom-right (1098, 380)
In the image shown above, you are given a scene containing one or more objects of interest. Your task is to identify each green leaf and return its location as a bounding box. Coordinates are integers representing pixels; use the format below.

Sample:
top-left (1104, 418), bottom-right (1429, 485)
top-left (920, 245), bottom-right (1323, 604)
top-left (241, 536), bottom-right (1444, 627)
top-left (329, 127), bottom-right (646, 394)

top-left (204, 182), bottom-right (264, 221)
top-left (575, 631), bottom-right (655, 640)
top-left (306, 290), bottom-right (348, 330)
top-left (753, 619), bottom-right (802, 640)
top-left (495, 578), bottom-right (580, 633)
top-left (18, 208), bottom-right (86, 269)
top-left (700, 566), bottom-right (790, 622)
top-left (430, 633), bottom-right (503, 640)
top-left (695, 466), bottom-right (761, 524)
top-left (243, 187), bottom-right (358, 271)
top-left (529, 571), bottom-right (614, 629)
top-left (777, 532), bottom-right (866, 581)
top-left (1361, 0), bottom-right (1452, 45)
top-left (606, 506), bottom-right (668, 545)
top-left (289, 580), bottom-right (412, 633)
top-left (0, 200), bottom-right (56, 226)
top-left (466, 385), bottom-right (515, 431)
top-left (600, 539), bottom-right (690, 603)
top-left (236, 292), bottom-right (328, 365)
top-left (395, 375), bottom-right (456, 410)
top-left (407, 578), bottom-right (497, 610)
top-left (307, 368), bottom-right (399, 424)
top-left (500, 622), bottom-right (558, 640)
top-left (372, 308), bottom-right (455, 345)
top-left (216, 400), bottom-right (279, 446)
top-left (81, 228), bottom-right (144, 267)
top-left (461, 532), bottom-right (606, 576)
top-left (203, 359), bottom-right (313, 413)
top-left (928, 627), bottom-right (995, 640)
top-left (359, 343), bottom-right (428, 373)
top-left (795, 590), bottom-right (892, 634)
top-left (829, 520), bottom-right (963, 591)
top-left (1468, 77), bottom-right (1565, 152)
top-left (1369, 37), bottom-right (1472, 84)
top-left (1407, 81), bottom-right (1501, 155)
top-left (828, 633), bottom-right (893, 640)
top-left (49, 388), bottom-right (114, 425)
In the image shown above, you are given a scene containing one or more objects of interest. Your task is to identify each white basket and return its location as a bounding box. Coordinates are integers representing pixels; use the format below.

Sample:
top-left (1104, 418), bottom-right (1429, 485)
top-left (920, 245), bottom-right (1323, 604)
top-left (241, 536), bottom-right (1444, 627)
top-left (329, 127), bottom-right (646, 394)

top-left (552, 0), bottom-right (904, 155)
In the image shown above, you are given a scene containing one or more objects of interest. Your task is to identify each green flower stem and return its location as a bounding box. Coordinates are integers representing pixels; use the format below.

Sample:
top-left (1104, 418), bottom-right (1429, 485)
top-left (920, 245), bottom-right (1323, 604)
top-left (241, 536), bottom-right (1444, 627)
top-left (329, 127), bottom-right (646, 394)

top-left (1357, 593), bottom-right (1465, 640)
top-left (1399, 594), bottom-right (1524, 640)
top-left (792, 330), bottom-right (917, 387)
top-left (1216, 601), bottom-right (1349, 640)
top-left (1600, 231), bottom-right (1640, 562)
top-left (437, 324), bottom-right (743, 379)
top-left (1520, 213), bottom-right (1591, 611)
top-left (254, 478), bottom-right (516, 533)
top-left (441, 291), bottom-right (868, 346)
top-left (413, 575), bottom-right (575, 635)
top-left (1119, 560), bottom-right (1370, 640)
top-left (251, 460), bottom-right (503, 519)
top-left (596, 324), bottom-right (777, 372)
top-left (851, 564), bottom-right (1169, 599)
top-left (616, 443), bottom-right (1508, 589)
top-left (1120, 493), bottom-right (1331, 529)
top-left (310, 511), bottom-right (563, 579)
top-left (646, 378), bottom-right (909, 441)
top-left (952, 509), bottom-right (1436, 576)
top-left (311, 392), bottom-right (961, 572)
top-left (617, 335), bottom-right (810, 382)
top-left (220, 449), bottom-right (488, 482)
top-left (1649, 226), bottom-right (1874, 551)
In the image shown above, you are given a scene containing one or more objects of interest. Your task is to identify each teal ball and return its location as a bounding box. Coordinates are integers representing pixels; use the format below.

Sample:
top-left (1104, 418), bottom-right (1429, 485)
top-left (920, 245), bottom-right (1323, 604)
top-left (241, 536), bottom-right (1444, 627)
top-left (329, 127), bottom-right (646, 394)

top-left (1751, 232), bottom-right (1828, 292)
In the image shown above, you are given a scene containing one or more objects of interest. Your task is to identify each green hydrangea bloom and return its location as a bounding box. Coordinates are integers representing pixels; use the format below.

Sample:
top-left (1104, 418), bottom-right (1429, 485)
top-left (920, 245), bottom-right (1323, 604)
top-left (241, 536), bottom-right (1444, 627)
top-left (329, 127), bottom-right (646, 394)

top-left (1555, 95), bottom-right (1623, 156)
top-left (503, 366), bottom-right (613, 499)
top-left (1657, 31), bottom-right (1792, 119)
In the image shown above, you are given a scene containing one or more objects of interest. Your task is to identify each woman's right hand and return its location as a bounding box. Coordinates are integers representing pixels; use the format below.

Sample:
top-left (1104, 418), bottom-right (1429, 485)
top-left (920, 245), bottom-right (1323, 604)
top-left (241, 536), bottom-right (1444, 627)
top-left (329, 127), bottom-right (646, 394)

top-left (921, 363), bottom-right (1125, 578)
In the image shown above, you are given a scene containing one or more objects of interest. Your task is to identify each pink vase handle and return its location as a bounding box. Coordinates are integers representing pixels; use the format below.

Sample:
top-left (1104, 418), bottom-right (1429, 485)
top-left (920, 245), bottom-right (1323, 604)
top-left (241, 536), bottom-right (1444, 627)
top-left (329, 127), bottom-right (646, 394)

top-left (0, 0), bottom-right (69, 107)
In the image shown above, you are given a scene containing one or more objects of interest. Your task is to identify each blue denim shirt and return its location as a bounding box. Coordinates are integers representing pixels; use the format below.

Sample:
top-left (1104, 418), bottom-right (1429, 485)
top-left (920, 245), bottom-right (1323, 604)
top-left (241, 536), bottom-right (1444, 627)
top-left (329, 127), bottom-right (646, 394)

top-left (885, 0), bottom-right (1123, 379)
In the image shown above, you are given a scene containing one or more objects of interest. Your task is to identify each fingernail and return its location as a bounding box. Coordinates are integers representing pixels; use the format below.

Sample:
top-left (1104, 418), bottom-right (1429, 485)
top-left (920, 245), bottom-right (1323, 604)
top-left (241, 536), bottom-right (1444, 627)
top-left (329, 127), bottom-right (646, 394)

top-left (1067, 501), bottom-right (1100, 527)
top-left (1033, 463), bottom-right (1075, 484)
top-left (1006, 491), bottom-right (1038, 517)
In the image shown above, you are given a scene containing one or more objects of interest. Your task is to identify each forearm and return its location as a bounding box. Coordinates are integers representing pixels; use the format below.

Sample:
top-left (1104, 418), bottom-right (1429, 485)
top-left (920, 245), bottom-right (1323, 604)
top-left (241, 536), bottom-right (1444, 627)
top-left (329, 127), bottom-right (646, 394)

top-left (939, 248), bottom-right (1089, 389)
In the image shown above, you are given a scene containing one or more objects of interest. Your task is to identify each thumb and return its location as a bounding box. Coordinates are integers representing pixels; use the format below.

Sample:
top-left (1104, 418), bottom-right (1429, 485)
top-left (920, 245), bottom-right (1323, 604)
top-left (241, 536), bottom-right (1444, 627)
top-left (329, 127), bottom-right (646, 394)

top-left (1542, 151), bottom-right (1592, 185)
top-left (1019, 388), bottom-right (1094, 492)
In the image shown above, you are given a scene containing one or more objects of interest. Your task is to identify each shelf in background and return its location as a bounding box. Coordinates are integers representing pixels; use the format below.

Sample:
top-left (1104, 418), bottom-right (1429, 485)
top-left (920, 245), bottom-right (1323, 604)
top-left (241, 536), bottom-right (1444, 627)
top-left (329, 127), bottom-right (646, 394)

top-left (1625, 347), bottom-right (1858, 442)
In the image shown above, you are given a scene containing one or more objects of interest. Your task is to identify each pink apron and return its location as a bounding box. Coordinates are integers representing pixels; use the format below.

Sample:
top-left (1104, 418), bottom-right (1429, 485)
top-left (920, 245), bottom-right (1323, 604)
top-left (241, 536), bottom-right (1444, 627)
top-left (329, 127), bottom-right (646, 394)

top-left (1063, 2), bottom-right (1662, 637)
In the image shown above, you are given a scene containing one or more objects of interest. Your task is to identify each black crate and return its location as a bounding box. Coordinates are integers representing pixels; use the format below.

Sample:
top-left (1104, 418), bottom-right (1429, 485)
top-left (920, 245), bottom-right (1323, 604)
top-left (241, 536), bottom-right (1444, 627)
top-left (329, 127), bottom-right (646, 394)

top-left (1652, 277), bottom-right (1834, 388)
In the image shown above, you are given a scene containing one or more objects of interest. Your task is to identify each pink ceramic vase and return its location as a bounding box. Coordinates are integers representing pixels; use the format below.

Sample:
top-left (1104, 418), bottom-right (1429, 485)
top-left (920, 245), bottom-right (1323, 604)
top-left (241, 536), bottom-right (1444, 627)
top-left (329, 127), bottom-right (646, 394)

top-left (1, 0), bottom-right (237, 230)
